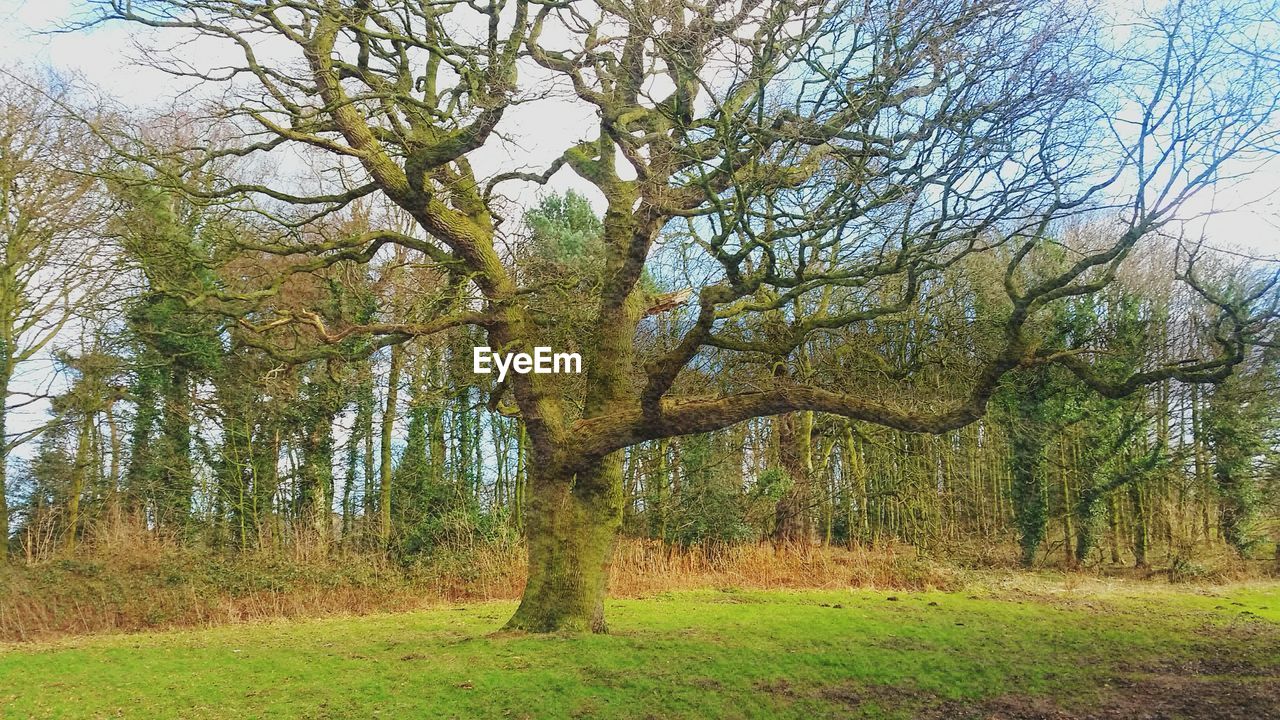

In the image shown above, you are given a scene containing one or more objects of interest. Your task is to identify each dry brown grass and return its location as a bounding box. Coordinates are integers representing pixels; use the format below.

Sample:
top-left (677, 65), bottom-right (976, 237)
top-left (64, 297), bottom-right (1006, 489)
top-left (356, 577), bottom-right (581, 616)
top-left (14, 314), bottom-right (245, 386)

top-left (0, 536), bottom-right (956, 642)
top-left (5, 532), bottom-right (1272, 643)
top-left (608, 539), bottom-right (955, 595)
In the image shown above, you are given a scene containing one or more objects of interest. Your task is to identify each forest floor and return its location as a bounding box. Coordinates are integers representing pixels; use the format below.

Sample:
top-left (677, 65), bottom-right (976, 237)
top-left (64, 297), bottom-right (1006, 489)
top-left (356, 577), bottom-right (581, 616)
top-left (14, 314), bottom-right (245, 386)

top-left (1, 576), bottom-right (1277, 719)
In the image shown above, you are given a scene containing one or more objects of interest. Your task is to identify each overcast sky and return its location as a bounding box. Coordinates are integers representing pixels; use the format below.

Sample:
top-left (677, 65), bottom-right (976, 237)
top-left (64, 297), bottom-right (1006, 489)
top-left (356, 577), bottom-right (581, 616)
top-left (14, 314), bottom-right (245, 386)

top-left (3, 0), bottom-right (1277, 253)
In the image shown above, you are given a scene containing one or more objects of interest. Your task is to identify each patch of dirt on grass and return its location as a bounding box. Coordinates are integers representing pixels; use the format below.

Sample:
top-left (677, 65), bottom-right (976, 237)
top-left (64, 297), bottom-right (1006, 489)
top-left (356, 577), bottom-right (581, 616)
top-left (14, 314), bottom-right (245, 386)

top-left (920, 693), bottom-right (1074, 720)
top-left (1198, 616), bottom-right (1280, 644)
top-left (1136, 619), bottom-right (1280, 678)
top-left (804, 637), bottom-right (1280, 720)
top-left (818, 681), bottom-right (934, 709)
top-left (761, 679), bottom-right (943, 715)
top-left (1098, 673), bottom-right (1279, 720)
top-left (1139, 654), bottom-right (1280, 678)
top-left (913, 674), bottom-right (1280, 719)
top-left (980, 587), bottom-right (1149, 617)
top-left (753, 678), bottom-right (794, 697)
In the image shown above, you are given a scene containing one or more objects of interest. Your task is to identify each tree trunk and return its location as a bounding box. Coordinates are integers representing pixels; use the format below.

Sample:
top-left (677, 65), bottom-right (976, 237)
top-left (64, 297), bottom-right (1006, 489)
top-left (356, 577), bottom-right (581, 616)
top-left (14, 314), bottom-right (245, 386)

top-left (342, 428), bottom-right (357, 538)
top-left (772, 411), bottom-right (812, 545)
top-left (379, 344), bottom-right (402, 545)
top-left (360, 374), bottom-right (376, 520)
top-left (1061, 471), bottom-right (1074, 567)
top-left (1074, 487), bottom-right (1102, 566)
top-left (1130, 482), bottom-right (1148, 568)
top-left (505, 454), bottom-right (623, 633)
top-left (347, 371), bottom-right (372, 537)
top-left (1107, 495), bottom-right (1121, 564)
top-left (105, 403), bottom-right (122, 527)
top-left (1010, 427), bottom-right (1046, 567)
top-left (64, 411), bottom-right (93, 553)
top-left (0, 392), bottom-right (8, 562)
top-left (651, 438), bottom-right (668, 540)
top-left (298, 406), bottom-right (336, 541)
top-left (158, 367), bottom-right (194, 531)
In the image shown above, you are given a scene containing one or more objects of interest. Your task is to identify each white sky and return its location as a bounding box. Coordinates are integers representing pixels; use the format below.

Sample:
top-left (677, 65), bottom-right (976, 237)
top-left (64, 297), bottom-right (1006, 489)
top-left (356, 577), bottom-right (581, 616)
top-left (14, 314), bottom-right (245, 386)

top-left (2, 0), bottom-right (1275, 253)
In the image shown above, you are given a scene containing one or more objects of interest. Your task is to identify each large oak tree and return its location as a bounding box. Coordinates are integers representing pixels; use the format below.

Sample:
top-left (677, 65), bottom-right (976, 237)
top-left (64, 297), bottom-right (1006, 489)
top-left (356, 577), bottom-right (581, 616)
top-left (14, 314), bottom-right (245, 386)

top-left (84, 0), bottom-right (1279, 631)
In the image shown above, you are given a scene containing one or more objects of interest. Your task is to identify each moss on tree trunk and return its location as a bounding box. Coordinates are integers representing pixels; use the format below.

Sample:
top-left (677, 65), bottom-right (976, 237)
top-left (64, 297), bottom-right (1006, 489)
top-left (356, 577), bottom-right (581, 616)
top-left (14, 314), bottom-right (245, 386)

top-left (505, 454), bottom-right (623, 634)
top-left (0, 394), bottom-right (8, 562)
top-left (1010, 428), bottom-right (1047, 568)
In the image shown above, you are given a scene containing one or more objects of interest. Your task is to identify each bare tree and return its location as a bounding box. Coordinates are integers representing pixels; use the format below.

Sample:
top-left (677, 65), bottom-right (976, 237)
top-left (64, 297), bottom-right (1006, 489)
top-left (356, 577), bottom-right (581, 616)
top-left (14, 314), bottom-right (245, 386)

top-left (83, 0), bottom-right (1279, 631)
top-left (0, 71), bottom-right (109, 560)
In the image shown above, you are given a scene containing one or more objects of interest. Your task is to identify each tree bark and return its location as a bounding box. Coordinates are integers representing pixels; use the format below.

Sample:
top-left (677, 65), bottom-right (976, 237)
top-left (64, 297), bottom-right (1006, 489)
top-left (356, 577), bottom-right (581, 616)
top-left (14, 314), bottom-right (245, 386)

top-left (0, 390), bottom-right (8, 562)
top-left (651, 439), bottom-right (668, 540)
top-left (64, 411), bottom-right (93, 553)
top-left (158, 367), bottom-right (193, 531)
top-left (1074, 487), bottom-right (1101, 566)
top-left (504, 453), bottom-right (623, 633)
top-left (772, 411), bottom-right (813, 545)
top-left (1010, 427), bottom-right (1046, 568)
top-left (1107, 495), bottom-right (1121, 564)
top-left (105, 403), bottom-right (122, 527)
top-left (360, 373), bottom-right (376, 520)
top-left (379, 344), bottom-right (402, 545)
top-left (298, 404), bottom-right (336, 541)
top-left (1130, 482), bottom-right (1148, 568)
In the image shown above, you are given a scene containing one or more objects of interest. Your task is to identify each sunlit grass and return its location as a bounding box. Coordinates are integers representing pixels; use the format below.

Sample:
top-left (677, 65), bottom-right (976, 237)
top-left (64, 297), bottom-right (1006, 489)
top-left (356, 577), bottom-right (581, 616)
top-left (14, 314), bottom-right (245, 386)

top-left (2, 581), bottom-right (1276, 719)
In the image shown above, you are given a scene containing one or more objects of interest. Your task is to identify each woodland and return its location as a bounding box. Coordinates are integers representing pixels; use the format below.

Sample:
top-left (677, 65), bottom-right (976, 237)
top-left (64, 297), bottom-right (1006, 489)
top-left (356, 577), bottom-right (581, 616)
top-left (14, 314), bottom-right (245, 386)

top-left (1, 0), bottom-right (1279, 661)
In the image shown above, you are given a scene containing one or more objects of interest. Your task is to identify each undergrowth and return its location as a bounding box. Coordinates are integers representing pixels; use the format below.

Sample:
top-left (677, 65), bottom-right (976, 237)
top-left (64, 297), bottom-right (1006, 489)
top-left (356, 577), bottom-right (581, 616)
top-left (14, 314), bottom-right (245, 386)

top-left (4, 527), bottom-right (1273, 643)
top-left (0, 536), bottom-right (954, 641)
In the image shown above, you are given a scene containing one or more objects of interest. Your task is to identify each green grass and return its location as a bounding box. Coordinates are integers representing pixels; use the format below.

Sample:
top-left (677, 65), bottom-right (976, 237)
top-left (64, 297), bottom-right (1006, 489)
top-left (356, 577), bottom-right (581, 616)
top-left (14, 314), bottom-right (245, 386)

top-left (2, 580), bottom-right (1277, 719)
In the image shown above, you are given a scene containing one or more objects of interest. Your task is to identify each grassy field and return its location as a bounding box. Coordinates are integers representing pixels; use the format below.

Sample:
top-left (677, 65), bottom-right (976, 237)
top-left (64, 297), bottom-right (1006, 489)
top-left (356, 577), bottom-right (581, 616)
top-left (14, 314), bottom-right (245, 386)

top-left (2, 578), bottom-right (1277, 719)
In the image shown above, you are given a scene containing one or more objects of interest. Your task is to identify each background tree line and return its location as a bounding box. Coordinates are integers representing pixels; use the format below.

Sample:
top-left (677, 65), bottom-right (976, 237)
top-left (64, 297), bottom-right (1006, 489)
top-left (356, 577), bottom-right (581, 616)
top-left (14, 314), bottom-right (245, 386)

top-left (4, 115), bottom-right (1276, 571)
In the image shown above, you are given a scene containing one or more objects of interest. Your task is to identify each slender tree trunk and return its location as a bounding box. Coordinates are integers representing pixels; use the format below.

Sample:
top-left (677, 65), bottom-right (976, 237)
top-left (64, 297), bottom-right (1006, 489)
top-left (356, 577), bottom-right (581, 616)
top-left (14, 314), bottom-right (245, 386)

top-left (651, 439), bottom-right (668, 540)
top-left (1074, 487), bottom-right (1102, 566)
top-left (1130, 482), bottom-right (1148, 568)
top-left (1061, 470), bottom-right (1074, 567)
top-left (298, 406), bottom-right (337, 543)
top-left (1010, 427), bottom-right (1046, 567)
top-left (159, 367), bottom-right (194, 531)
top-left (505, 454), bottom-right (624, 633)
top-left (1191, 385), bottom-right (1213, 545)
top-left (1217, 466), bottom-right (1251, 556)
top-left (105, 403), bottom-right (122, 526)
top-left (621, 446), bottom-right (637, 530)
top-left (342, 431), bottom-right (357, 539)
top-left (473, 395), bottom-right (484, 500)
top-left (839, 425), bottom-right (858, 547)
top-left (361, 378), bottom-right (376, 521)
top-left (0, 385), bottom-right (9, 562)
top-left (428, 403), bottom-right (446, 494)
top-left (379, 345), bottom-right (402, 545)
top-left (1108, 495), bottom-right (1121, 564)
top-left (347, 373), bottom-right (372, 537)
top-left (65, 412), bottom-right (93, 553)
top-left (263, 428), bottom-right (282, 548)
